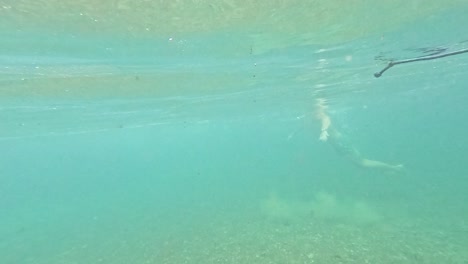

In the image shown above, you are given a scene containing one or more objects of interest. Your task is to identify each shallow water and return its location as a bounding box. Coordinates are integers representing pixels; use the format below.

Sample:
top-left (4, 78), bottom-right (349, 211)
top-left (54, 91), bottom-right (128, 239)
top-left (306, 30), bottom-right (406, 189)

top-left (1, 1), bottom-right (468, 263)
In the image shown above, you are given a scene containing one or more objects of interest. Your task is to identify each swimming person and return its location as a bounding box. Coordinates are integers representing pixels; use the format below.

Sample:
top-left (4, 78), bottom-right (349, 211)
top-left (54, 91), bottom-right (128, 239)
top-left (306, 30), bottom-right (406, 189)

top-left (315, 98), bottom-right (404, 173)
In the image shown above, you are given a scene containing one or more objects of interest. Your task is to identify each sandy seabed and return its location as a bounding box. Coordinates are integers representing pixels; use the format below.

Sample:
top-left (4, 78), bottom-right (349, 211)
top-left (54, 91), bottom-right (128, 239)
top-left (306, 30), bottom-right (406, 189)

top-left (148, 211), bottom-right (468, 264)
top-left (4, 205), bottom-right (468, 264)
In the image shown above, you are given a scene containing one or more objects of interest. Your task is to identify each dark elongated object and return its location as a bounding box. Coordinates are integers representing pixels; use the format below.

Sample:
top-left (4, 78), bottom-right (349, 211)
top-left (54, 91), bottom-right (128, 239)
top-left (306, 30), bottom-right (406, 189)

top-left (374, 48), bottom-right (468, 78)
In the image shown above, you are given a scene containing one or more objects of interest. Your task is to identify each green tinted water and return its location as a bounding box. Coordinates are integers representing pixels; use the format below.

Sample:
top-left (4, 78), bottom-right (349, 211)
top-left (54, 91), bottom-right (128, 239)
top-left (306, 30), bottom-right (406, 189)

top-left (1, 1), bottom-right (468, 263)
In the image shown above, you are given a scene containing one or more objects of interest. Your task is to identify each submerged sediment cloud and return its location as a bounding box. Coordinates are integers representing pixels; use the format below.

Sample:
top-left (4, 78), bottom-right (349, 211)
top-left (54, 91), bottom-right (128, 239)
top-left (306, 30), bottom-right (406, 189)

top-left (260, 191), bottom-right (382, 225)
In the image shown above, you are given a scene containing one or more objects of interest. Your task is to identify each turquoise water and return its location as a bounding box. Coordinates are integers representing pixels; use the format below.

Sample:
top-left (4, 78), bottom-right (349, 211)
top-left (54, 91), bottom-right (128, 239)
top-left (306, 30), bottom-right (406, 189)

top-left (2, 1), bottom-right (468, 263)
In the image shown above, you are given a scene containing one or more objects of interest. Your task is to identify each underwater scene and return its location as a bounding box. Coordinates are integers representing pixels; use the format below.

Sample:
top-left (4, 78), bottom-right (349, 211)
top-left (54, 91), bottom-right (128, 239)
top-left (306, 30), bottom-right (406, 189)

top-left (1, 1), bottom-right (468, 263)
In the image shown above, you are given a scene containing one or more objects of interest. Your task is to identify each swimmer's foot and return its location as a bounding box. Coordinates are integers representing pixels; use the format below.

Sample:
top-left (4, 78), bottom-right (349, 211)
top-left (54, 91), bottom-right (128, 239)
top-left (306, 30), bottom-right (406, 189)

top-left (387, 164), bottom-right (407, 175)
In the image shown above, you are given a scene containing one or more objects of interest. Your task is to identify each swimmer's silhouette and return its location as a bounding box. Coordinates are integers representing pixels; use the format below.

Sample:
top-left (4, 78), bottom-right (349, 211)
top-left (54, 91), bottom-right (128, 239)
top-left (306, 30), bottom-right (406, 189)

top-left (316, 98), bottom-right (404, 174)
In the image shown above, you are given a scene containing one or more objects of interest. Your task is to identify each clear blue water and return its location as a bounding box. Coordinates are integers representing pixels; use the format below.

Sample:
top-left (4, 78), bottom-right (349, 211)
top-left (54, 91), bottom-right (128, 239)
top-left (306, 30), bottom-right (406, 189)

top-left (1, 2), bottom-right (468, 263)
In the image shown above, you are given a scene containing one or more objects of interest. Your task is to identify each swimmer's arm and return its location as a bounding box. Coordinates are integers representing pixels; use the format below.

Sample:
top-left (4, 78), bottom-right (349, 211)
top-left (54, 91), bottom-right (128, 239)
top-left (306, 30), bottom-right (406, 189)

top-left (319, 116), bottom-right (330, 141)
top-left (316, 98), bottom-right (331, 141)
